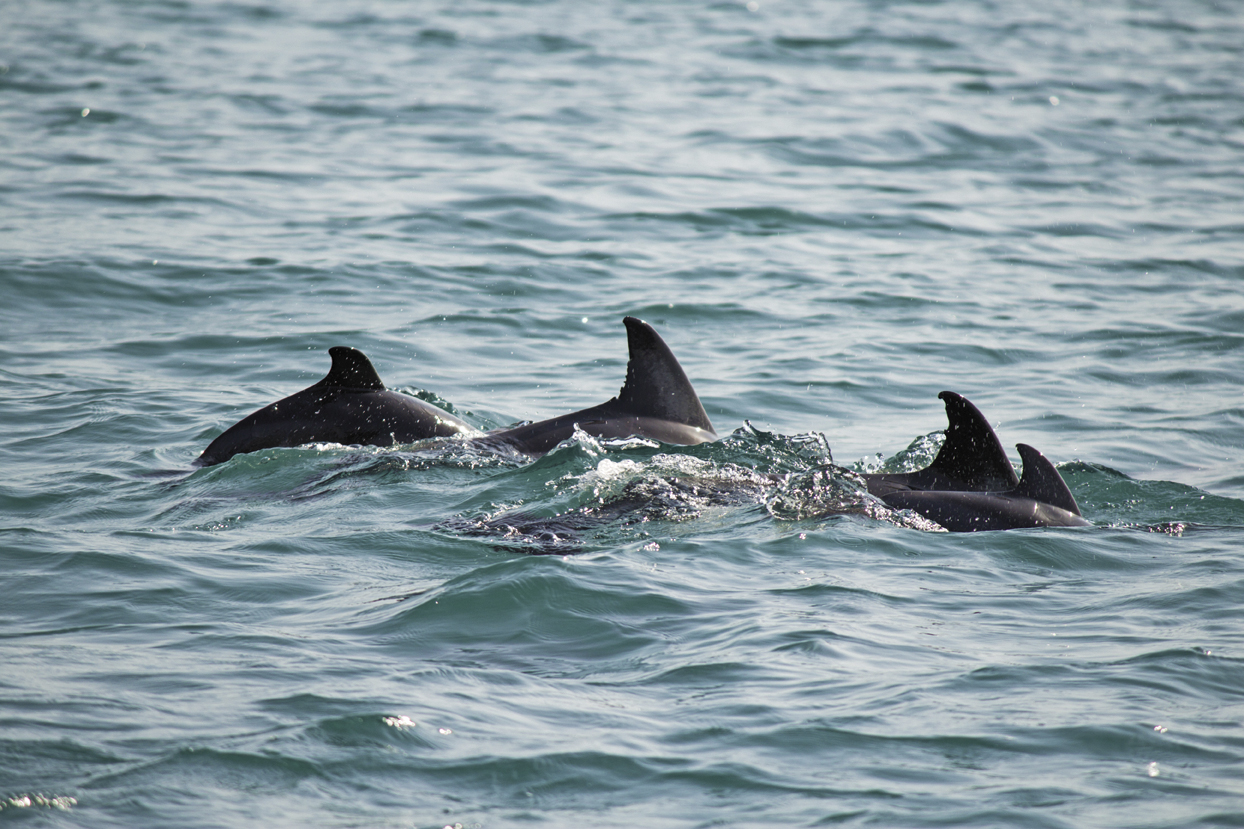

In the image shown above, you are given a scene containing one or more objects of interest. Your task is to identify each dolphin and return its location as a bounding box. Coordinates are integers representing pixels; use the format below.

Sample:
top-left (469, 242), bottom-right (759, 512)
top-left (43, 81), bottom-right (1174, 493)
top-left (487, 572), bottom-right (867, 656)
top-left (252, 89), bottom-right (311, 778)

top-left (863, 391), bottom-right (1019, 498)
top-left (477, 316), bottom-right (717, 455)
top-left (878, 442), bottom-right (1091, 531)
top-left (196, 346), bottom-right (480, 466)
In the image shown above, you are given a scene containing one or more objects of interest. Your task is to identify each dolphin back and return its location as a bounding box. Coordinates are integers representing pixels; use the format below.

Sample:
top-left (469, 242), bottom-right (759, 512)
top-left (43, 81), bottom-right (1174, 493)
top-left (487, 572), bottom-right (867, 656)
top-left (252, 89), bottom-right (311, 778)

top-left (481, 316), bottom-right (717, 455)
top-left (196, 347), bottom-right (475, 466)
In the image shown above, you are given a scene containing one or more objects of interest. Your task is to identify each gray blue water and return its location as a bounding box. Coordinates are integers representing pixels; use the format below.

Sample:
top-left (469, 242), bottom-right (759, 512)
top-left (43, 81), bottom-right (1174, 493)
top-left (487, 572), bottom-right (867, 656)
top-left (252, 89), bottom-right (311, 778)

top-left (4, 0), bottom-right (1244, 826)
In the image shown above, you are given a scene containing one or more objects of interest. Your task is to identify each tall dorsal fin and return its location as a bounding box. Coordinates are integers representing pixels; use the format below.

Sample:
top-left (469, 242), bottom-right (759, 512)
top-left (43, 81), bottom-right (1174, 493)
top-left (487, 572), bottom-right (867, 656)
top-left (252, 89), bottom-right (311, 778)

top-left (1013, 443), bottom-right (1082, 515)
top-left (927, 391), bottom-right (1020, 490)
top-left (314, 346), bottom-right (386, 390)
top-left (614, 316), bottom-right (714, 432)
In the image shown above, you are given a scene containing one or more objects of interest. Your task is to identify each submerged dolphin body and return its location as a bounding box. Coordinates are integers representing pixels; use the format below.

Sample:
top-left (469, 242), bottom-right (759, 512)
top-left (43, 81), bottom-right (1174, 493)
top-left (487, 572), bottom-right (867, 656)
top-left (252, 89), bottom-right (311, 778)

top-left (478, 316), bottom-right (717, 455)
top-left (448, 389), bottom-right (1088, 551)
top-left (442, 385), bottom-right (1084, 547)
top-left (879, 443), bottom-right (1091, 531)
top-left (196, 347), bottom-right (480, 466)
top-left (446, 433), bottom-right (1087, 554)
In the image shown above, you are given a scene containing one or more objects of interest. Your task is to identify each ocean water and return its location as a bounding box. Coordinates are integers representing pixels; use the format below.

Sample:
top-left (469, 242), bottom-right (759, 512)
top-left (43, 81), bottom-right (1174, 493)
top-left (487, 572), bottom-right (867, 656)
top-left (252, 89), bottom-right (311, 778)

top-left (3, 0), bottom-right (1244, 826)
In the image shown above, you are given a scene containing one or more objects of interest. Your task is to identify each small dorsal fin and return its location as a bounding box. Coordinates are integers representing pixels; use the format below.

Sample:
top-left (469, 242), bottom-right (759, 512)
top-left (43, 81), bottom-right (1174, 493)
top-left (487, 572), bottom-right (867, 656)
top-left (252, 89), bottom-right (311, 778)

top-left (315, 346), bottom-right (386, 390)
top-left (927, 391), bottom-right (1020, 490)
top-left (614, 316), bottom-right (714, 432)
top-left (1013, 443), bottom-right (1082, 515)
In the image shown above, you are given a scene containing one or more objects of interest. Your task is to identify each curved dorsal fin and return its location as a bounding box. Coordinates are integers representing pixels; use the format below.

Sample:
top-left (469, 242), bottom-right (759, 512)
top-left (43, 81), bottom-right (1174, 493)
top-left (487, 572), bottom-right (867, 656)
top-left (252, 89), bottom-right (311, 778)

top-left (315, 346), bottom-right (386, 390)
top-left (1013, 443), bottom-right (1082, 515)
top-left (614, 316), bottom-right (714, 432)
top-left (927, 391), bottom-right (1019, 490)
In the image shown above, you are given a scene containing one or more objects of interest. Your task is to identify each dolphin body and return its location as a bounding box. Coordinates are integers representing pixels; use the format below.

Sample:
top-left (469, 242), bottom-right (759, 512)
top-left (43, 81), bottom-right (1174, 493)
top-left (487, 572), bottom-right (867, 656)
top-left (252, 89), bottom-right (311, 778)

top-left (879, 442), bottom-right (1091, 531)
top-left (197, 317), bottom-right (715, 466)
top-left (478, 316), bottom-right (717, 455)
top-left (863, 391), bottom-right (1089, 531)
top-left (196, 347), bottom-right (480, 466)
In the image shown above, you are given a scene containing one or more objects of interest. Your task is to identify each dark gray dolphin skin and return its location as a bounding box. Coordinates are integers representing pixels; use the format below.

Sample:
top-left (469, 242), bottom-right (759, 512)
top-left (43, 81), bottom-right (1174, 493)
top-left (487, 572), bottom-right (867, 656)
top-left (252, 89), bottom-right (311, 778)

top-left (196, 346), bottom-right (480, 466)
top-left (864, 391), bottom-right (1019, 498)
top-left (477, 316), bottom-right (717, 455)
top-left (879, 443), bottom-right (1091, 531)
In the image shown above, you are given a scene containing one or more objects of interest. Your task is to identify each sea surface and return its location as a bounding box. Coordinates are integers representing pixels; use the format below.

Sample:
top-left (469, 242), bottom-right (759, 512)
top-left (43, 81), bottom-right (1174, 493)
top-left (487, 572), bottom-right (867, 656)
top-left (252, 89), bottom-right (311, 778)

top-left (3, 0), bottom-right (1244, 826)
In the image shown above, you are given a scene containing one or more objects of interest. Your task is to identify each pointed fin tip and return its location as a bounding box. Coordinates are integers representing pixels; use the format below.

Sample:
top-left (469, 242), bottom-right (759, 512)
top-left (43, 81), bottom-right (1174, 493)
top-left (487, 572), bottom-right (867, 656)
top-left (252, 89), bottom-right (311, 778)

top-left (616, 316), bottom-right (714, 433)
top-left (1015, 443), bottom-right (1082, 515)
top-left (622, 316), bottom-right (654, 344)
top-left (938, 390), bottom-right (980, 418)
top-left (319, 346), bottom-right (385, 390)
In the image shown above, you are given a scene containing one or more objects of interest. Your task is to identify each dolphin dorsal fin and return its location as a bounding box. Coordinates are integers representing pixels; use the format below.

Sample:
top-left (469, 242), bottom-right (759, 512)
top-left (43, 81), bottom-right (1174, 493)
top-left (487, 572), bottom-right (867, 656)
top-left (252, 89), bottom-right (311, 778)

top-left (1013, 443), bottom-right (1082, 515)
top-left (927, 391), bottom-right (1020, 490)
top-left (614, 317), bottom-right (714, 432)
top-left (316, 346), bottom-right (386, 390)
